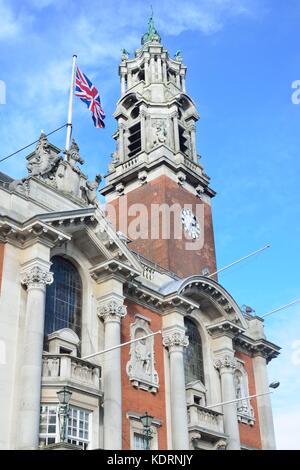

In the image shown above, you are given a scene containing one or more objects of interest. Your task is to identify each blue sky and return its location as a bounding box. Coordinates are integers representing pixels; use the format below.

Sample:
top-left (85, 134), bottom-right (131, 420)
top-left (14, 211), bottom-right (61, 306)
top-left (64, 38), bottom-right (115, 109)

top-left (0, 0), bottom-right (299, 449)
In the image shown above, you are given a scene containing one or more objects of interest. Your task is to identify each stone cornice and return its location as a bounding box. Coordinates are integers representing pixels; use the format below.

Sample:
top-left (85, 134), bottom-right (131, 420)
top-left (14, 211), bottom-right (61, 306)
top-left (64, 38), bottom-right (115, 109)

top-left (124, 280), bottom-right (198, 315)
top-left (206, 320), bottom-right (245, 339)
top-left (2, 208), bottom-right (143, 277)
top-left (90, 259), bottom-right (141, 283)
top-left (177, 276), bottom-right (248, 330)
top-left (43, 208), bottom-right (141, 269)
top-left (0, 215), bottom-right (70, 248)
top-left (233, 334), bottom-right (280, 363)
top-left (101, 149), bottom-right (215, 199)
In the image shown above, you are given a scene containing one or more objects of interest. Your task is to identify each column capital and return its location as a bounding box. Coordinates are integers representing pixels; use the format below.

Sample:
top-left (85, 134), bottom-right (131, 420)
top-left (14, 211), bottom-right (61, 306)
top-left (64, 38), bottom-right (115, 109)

top-left (98, 299), bottom-right (127, 323)
top-left (214, 354), bottom-right (238, 373)
top-left (21, 265), bottom-right (53, 290)
top-left (163, 327), bottom-right (189, 350)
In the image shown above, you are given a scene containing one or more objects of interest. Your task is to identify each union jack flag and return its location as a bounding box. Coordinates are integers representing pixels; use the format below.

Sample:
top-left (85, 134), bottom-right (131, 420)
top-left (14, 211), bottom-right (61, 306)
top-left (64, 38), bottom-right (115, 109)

top-left (75, 66), bottom-right (105, 128)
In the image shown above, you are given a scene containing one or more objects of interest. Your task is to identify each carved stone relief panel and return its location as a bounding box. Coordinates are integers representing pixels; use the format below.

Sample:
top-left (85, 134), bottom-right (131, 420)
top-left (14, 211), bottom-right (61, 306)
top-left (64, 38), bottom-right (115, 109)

top-left (126, 315), bottom-right (159, 393)
top-left (234, 361), bottom-right (255, 425)
top-left (151, 118), bottom-right (167, 148)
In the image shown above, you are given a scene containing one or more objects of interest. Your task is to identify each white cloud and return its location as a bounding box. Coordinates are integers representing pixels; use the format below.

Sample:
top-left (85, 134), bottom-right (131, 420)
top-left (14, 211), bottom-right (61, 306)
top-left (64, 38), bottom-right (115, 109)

top-left (0, 0), bottom-right (20, 39)
top-left (274, 409), bottom-right (300, 450)
top-left (0, 0), bottom-right (30, 40)
top-left (0, 0), bottom-right (260, 179)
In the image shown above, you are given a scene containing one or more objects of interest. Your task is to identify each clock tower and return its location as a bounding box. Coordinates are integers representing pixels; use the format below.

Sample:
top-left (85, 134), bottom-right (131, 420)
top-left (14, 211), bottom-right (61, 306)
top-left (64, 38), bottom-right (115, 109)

top-left (102, 15), bottom-right (217, 278)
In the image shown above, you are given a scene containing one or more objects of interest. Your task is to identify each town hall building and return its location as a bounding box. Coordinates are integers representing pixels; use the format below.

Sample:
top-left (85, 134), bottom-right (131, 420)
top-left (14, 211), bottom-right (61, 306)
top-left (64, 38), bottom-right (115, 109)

top-left (0, 17), bottom-right (280, 450)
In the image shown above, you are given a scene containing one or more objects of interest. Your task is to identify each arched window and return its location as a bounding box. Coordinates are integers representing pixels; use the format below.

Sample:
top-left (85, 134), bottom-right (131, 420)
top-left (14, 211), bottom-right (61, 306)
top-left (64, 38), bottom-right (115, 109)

top-left (44, 256), bottom-right (82, 348)
top-left (184, 318), bottom-right (205, 385)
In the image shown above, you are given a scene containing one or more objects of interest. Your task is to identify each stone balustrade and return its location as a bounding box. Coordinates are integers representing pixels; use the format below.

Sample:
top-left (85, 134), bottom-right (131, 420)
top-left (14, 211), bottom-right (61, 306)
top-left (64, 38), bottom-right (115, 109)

top-left (142, 263), bottom-right (155, 281)
top-left (188, 404), bottom-right (224, 434)
top-left (120, 156), bottom-right (139, 172)
top-left (42, 354), bottom-right (101, 393)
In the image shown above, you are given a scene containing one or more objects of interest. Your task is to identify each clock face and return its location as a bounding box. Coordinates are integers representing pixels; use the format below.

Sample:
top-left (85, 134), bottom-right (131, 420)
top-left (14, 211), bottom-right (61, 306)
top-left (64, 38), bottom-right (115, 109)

top-left (181, 209), bottom-right (200, 240)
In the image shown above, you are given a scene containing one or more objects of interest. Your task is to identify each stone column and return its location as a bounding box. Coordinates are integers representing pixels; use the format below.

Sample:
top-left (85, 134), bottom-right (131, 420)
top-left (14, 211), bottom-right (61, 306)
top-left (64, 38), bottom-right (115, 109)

top-left (121, 73), bottom-right (126, 95)
top-left (140, 110), bottom-right (147, 151)
top-left (118, 122), bottom-right (125, 162)
top-left (98, 297), bottom-right (127, 450)
top-left (176, 73), bottom-right (181, 88)
top-left (18, 263), bottom-right (53, 449)
top-left (214, 355), bottom-right (241, 450)
top-left (172, 112), bottom-right (180, 153)
top-left (181, 73), bottom-right (186, 93)
top-left (157, 56), bottom-right (162, 82)
top-left (144, 56), bottom-right (150, 85)
top-left (150, 56), bottom-right (155, 82)
top-left (127, 70), bottom-right (132, 89)
top-left (253, 354), bottom-right (276, 449)
top-left (162, 60), bottom-right (167, 83)
top-left (163, 327), bottom-right (189, 450)
top-left (189, 125), bottom-right (197, 162)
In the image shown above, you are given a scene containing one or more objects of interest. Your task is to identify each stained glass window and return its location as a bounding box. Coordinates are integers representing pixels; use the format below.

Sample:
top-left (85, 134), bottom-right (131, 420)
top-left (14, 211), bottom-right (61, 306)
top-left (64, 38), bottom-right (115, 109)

top-left (183, 318), bottom-right (205, 385)
top-left (44, 256), bottom-right (82, 348)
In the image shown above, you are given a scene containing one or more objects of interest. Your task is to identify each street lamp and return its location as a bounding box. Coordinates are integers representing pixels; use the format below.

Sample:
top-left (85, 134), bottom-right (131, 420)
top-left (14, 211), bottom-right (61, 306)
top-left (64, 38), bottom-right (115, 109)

top-left (140, 412), bottom-right (154, 450)
top-left (57, 387), bottom-right (72, 442)
top-left (269, 381), bottom-right (280, 389)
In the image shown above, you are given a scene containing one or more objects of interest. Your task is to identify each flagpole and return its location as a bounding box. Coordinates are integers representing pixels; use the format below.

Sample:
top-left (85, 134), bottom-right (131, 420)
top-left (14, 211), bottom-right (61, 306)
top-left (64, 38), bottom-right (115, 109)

top-left (65, 54), bottom-right (77, 151)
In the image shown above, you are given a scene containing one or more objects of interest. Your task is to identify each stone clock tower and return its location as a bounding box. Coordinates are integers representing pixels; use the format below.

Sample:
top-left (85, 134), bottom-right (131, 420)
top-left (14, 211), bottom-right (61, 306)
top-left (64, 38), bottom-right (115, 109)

top-left (102, 15), bottom-right (217, 278)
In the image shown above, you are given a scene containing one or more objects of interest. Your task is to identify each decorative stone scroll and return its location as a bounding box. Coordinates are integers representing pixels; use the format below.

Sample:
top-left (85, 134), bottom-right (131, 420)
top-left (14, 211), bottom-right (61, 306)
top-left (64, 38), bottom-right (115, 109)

top-left (163, 329), bottom-right (189, 349)
top-left (126, 315), bottom-right (159, 393)
top-left (214, 354), bottom-right (238, 372)
top-left (97, 299), bottom-right (127, 322)
top-left (21, 265), bottom-right (53, 289)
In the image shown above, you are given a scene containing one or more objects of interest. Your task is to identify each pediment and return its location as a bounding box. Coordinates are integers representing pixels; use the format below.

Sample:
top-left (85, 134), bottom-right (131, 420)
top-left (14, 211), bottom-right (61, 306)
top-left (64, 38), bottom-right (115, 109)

top-left (20, 207), bottom-right (142, 276)
top-left (161, 275), bottom-right (247, 329)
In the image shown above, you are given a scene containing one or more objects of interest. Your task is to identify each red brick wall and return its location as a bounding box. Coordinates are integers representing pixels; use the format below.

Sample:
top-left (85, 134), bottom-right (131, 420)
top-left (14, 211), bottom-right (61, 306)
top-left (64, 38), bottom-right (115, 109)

top-left (108, 175), bottom-right (217, 278)
top-left (235, 351), bottom-right (262, 449)
top-left (0, 242), bottom-right (5, 294)
top-left (121, 300), bottom-right (168, 449)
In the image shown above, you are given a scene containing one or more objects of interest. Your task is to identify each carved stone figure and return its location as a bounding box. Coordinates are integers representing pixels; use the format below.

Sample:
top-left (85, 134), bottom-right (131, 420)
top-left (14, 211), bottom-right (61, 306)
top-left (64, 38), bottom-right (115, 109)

top-left (152, 119), bottom-right (167, 147)
top-left (134, 335), bottom-right (152, 376)
top-left (174, 50), bottom-right (183, 62)
top-left (141, 8), bottom-right (161, 45)
top-left (56, 139), bottom-right (86, 199)
top-left (9, 133), bottom-right (61, 194)
top-left (234, 366), bottom-right (254, 423)
top-left (126, 317), bottom-right (159, 393)
top-left (27, 132), bottom-right (61, 179)
top-left (82, 174), bottom-right (102, 206)
top-left (9, 134), bottom-right (101, 206)
top-left (66, 138), bottom-right (85, 168)
top-left (121, 49), bottom-right (130, 61)
top-left (234, 372), bottom-right (248, 413)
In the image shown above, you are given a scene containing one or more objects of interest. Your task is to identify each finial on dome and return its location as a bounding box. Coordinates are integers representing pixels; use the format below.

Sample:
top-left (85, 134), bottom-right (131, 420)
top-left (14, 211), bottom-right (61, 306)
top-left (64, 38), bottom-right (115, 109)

top-left (141, 5), bottom-right (161, 45)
